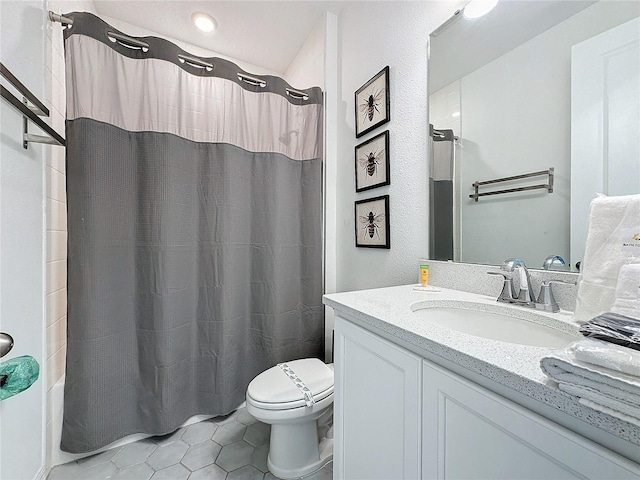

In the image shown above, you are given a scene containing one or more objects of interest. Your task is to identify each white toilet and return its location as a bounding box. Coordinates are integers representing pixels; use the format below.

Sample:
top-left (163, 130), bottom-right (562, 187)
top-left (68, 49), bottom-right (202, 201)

top-left (246, 358), bottom-right (334, 479)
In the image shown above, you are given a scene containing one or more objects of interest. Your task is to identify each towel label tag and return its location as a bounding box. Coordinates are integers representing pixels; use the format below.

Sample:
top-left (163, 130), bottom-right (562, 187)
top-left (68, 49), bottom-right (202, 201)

top-left (619, 228), bottom-right (640, 252)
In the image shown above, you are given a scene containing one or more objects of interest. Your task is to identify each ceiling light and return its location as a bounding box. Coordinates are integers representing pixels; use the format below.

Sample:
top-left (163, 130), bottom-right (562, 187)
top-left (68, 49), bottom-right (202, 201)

top-left (192, 12), bottom-right (217, 33)
top-left (463, 0), bottom-right (499, 19)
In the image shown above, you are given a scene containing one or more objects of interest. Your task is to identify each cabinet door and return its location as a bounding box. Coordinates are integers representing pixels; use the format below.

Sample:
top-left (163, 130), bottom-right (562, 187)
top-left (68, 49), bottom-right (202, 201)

top-left (334, 317), bottom-right (422, 480)
top-left (422, 360), bottom-right (640, 480)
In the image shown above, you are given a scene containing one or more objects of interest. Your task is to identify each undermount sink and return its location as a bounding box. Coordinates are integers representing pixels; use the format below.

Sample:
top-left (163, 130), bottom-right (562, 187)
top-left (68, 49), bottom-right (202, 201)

top-left (411, 300), bottom-right (578, 348)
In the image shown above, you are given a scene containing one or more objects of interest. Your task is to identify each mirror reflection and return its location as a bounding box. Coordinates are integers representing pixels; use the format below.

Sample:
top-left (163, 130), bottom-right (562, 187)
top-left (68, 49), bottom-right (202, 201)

top-left (428, 0), bottom-right (640, 271)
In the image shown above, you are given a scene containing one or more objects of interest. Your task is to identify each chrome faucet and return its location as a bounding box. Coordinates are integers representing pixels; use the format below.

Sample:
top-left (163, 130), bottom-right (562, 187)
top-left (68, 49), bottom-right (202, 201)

top-left (542, 255), bottom-right (566, 270)
top-left (503, 258), bottom-right (536, 304)
top-left (488, 257), bottom-right (575, 310)
top-left (487, 258), bottom-right (535, 306)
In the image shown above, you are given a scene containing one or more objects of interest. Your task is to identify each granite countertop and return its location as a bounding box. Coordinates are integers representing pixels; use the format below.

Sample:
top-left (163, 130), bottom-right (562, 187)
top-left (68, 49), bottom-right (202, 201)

top-left (323, 284), bottom-right (640, 448)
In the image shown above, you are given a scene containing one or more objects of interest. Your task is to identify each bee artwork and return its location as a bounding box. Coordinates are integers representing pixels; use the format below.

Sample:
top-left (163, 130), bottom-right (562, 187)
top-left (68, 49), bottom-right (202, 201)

top-left (355, 66), bottom-right (390, 138)
top-left (360, 211), bottom-right (385, 239)
top-left (360, 88), bottom-right (384, 123)
top-left (355, 130), bottom-right (390, 192)
top-left (354, 195), bottom-right (390, 249)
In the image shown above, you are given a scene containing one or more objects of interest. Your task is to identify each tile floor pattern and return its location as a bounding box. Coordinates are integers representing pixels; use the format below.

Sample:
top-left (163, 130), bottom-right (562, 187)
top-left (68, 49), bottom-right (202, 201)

top-left (48, 407), bottom-right (332, 480)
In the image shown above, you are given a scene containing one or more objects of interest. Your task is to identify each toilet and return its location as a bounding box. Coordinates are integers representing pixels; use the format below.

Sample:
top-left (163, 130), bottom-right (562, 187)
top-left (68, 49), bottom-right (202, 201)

top-left (246, 358), bottom-right (334, 479)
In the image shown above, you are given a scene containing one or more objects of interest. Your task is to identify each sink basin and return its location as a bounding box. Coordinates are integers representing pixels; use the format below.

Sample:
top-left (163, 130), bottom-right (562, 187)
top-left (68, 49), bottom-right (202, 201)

top-left (411, 300), bottom-right (578, 348)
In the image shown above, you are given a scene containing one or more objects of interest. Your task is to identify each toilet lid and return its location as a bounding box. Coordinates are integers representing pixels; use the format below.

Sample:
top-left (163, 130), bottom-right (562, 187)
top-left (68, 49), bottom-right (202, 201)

top-left (247, 358), bottom-right (334, 405)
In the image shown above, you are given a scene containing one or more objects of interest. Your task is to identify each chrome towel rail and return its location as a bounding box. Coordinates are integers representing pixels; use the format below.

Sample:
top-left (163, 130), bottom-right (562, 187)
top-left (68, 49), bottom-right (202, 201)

top-left (0, 62), bottom-right (65, 148)
top-left (470, 168), bottom-right (554, 202)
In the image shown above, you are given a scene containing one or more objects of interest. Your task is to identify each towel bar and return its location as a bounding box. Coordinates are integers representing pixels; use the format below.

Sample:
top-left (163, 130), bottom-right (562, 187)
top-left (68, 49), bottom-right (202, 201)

top-left (470, 168), bottom-right (554, 202)
top-left (0, 62), bottom-right (65, 148)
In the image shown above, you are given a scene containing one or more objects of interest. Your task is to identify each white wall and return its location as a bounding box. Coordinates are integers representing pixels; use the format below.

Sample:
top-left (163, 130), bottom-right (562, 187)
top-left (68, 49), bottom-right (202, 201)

top-left (334, 1), bottom-right (463, 292)
top-left (457, 1), bottom-right (640, 268)
top-left (285, 15), bottom-right (326, 90)
top-left (1, 2), bottom-right (47, 478)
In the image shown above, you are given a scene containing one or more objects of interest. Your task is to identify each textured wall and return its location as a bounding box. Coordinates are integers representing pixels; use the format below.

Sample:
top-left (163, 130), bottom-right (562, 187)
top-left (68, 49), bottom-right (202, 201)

top-left (334, 1), bottom-right (464, 292)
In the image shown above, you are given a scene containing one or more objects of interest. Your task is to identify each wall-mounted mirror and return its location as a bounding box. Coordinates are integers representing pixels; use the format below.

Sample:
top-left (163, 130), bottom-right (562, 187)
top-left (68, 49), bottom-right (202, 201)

top-left (428, 0), bottom-right (639, 271)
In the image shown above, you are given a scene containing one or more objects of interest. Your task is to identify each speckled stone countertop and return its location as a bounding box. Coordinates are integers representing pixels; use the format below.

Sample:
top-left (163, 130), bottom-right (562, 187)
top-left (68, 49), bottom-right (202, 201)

top-left (323, 284), bottom-right (640, 449)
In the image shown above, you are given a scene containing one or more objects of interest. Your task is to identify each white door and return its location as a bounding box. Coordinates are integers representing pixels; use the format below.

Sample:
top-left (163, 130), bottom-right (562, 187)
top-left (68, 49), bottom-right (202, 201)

top-left (0, 2), bottom-right (47, 479)
top-left (570, 18), bottom-right (640, 266)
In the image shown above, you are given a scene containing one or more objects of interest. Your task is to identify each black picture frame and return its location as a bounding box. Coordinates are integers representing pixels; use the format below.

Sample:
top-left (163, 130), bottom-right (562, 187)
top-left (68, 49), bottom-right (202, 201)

top-left (355, 66), bottom-right (390, 138)
top-left (355, 195), bottom-right (390, 249)
top-left (355, 130), bottom-right (390, 192)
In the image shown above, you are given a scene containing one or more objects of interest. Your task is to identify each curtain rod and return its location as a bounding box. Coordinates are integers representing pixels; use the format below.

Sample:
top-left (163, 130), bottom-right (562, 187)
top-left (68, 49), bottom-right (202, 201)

top-left (49, 11), bottom-right (73, 25)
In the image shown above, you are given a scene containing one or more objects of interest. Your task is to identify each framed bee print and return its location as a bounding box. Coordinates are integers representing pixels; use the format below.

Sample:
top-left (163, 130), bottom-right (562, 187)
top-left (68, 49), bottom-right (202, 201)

top-left (355, 130), bottom-right (390, 192)
top-left (355, 66), bottom-right (390, 138)
top-left (355, 195), bottom-right (390, 249)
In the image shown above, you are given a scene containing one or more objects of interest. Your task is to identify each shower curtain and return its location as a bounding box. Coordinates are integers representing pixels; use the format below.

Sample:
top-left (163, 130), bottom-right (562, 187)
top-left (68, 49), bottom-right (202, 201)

top-left (61, 13), bottom-right (324, 453)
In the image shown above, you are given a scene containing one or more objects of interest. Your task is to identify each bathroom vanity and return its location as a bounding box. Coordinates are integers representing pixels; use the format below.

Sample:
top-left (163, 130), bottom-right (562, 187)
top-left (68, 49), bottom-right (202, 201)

top-left (323, 285), bottom-right (640, 479)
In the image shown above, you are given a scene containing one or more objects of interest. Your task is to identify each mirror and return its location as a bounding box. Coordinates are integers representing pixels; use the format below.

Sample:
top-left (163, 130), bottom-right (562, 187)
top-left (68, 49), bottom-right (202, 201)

top-left (428, 0), bottom-right (640, 271)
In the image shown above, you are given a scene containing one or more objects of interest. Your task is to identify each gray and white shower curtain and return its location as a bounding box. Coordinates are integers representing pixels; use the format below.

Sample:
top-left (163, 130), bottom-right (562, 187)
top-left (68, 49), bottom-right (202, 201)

top-left (61, 12), bottom-right (324, 453)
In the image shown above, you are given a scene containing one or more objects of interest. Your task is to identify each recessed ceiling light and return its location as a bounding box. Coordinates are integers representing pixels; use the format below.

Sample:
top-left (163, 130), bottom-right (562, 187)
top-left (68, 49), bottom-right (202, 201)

top-left (192, 12), bottom-right (217, 33)
top-left (463, 0), bottom-right (499, 19)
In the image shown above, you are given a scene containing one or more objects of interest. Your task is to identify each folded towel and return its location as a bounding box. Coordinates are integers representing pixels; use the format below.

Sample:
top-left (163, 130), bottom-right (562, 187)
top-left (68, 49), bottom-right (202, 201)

top-left (577, 397), bottom-right (640, 428)
top-left (569, 338), bottom-right (640, 377)
top-left (611, 263), bottom-right (640, 322)
top-left (540, 351), bottom-right (640, 425)
top-left (614, 263), bottom-right (640, 301)
top-left (558, 383), bottom-right (640, 421)
top-left (574, 194), bottom-right (640, 323)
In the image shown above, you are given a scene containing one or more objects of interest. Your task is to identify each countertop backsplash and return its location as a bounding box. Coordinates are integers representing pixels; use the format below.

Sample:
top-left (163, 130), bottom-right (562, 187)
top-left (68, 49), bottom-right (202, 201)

top-left (426, 260), bottom-right (579, 313)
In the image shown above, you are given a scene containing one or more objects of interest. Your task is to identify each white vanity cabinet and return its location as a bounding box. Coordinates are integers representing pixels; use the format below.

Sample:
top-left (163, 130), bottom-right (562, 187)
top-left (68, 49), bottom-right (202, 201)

top-left (333, 316), bottom-right (422, 480)
top-left (422, 360), bottom-right (639, 480)
top-left (334, 316), bottom-right (640, 480)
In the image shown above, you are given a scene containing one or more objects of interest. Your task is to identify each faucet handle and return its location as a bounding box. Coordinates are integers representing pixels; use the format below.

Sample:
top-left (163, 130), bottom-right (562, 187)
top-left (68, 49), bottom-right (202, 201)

top-left (542, 279), bottom-right (576, 287)
top-left (535, 280), bottom-right (576, 313)
top-left (487, 271), bottom-right (516, 302)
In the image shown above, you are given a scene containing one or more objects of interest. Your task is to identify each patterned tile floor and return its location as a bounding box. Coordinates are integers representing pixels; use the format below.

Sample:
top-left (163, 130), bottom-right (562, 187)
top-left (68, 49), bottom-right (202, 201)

top-left (48, 406), bottom-right (333, 480)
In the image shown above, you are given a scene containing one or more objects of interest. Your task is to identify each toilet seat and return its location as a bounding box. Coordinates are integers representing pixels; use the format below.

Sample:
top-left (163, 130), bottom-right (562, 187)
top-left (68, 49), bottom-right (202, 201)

top-left (247, 358), bottom-right (334, 410)
top-left (247, 385), bottom-right (334, 411)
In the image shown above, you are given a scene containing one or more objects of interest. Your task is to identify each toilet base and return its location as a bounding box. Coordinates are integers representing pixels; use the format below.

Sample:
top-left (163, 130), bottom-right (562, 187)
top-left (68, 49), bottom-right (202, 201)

top-left (267, 421), bottom-right (333, 479)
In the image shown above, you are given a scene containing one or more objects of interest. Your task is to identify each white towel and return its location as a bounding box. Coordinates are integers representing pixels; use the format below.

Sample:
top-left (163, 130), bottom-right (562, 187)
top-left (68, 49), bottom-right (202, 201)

top-left (574, 194), bottom-right (640, 323)
top-left (540, 351), bottom-right (640, 425)
top-left (569, 338), bottom-right (640, 377)
top-left (577, 397), bottom-right (640, 428)
top-left (611, 263), bottom-right (640, 320)
top-left (558, 383), bottom-right (640, 421)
